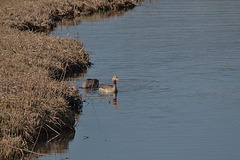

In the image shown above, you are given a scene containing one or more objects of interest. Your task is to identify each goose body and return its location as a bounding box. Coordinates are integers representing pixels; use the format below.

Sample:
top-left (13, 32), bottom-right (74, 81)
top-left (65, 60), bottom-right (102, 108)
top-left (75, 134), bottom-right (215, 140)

top-left (82, 79), bottom-right (99, 88)
top-left (99, 76), bottom-right (119, 94)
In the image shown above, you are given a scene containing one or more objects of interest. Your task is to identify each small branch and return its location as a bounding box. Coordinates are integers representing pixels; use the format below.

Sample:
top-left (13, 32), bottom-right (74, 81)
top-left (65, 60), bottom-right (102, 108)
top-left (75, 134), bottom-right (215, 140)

top-left (47, 134), bottom-right (60, 143)
top-left (45, 123), bottom-right (61, 136)
top-left (28, 121), bottom-right (44, 160)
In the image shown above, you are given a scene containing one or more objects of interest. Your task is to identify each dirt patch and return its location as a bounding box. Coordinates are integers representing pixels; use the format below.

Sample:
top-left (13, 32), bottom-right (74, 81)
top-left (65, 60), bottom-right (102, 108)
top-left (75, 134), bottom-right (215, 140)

top-left (0, 0), bottom-right (137, 159)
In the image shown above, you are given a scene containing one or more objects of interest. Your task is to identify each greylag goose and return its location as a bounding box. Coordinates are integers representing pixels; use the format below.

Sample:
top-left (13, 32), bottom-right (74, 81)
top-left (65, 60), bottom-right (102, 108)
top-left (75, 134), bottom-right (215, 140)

top-left (99, 76), bottom-right (119, 93)
top-left (82, 79), bottom-right (99, 88)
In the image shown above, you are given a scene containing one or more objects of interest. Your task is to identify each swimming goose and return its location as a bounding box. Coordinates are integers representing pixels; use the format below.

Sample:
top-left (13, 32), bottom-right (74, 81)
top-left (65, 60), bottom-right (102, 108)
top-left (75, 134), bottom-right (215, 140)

top-left (82, 79), bottom-right (99, 88)
top-left (99, 76), bottom-right (119, 93)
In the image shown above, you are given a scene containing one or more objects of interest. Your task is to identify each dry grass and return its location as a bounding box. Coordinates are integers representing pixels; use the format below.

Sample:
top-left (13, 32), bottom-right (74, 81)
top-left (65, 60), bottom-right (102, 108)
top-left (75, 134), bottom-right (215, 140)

top-left (0, 25), bottom-right (86, 159)
top-left (0, 0), bottom-right (137, 159)
top-left (0, 0), bottom-right (136, 33)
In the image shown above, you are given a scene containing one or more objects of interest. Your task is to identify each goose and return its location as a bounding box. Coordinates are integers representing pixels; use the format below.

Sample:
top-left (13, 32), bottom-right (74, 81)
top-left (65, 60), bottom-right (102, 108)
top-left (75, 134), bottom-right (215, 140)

top-left (99, 76), bottom-right (119, 93)
top-left (82, 79), bottom-right (99, 88)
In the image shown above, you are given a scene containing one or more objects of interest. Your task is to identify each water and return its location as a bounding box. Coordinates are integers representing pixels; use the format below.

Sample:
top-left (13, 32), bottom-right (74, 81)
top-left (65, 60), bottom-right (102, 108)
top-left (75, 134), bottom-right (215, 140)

top-left (41, 0), bottom-right (240, 159)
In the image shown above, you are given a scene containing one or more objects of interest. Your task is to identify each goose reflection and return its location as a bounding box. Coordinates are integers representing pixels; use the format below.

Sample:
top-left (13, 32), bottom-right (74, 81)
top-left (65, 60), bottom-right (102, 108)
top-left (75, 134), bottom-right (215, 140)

top-left (100, 92), bottom-right (119, 107)
top-left (113, 92), bottom-right (119, 107)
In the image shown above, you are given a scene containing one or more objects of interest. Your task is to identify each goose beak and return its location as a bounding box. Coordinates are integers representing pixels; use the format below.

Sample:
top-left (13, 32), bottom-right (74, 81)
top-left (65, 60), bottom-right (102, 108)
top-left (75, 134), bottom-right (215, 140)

top-left (116, 78), bottom-right (119, 81)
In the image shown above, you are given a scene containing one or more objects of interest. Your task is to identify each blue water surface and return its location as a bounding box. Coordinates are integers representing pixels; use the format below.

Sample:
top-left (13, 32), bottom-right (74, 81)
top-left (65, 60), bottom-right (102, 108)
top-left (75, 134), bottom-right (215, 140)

top-left (41, 0), bottom-right (240, 159)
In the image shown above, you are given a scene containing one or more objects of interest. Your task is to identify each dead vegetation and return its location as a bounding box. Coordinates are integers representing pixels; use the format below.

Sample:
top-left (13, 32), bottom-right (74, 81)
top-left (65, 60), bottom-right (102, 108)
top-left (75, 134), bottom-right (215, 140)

top-left (0, 26), bottom-right (87, 159)
top-left (0, 0), bottom-right (136, 33)
top-left (0, 0), bottom-right (137, 159)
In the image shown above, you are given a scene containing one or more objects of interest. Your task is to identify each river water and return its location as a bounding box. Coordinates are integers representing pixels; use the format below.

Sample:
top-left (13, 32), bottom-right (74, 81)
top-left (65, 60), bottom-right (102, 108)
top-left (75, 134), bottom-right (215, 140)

top-left (41, 0), bottom-right (240, 159)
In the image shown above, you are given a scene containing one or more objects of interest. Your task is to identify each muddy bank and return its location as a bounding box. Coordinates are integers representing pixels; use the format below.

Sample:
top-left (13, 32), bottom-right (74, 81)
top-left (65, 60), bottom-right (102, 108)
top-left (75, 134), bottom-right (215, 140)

top-left (0, 0), bottom-right (137, 159)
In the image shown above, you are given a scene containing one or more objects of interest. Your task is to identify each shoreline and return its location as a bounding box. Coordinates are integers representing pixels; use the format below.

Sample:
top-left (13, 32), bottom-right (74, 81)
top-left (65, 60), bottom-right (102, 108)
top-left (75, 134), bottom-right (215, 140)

top-left (0, 0), bottom-right (137, 159)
